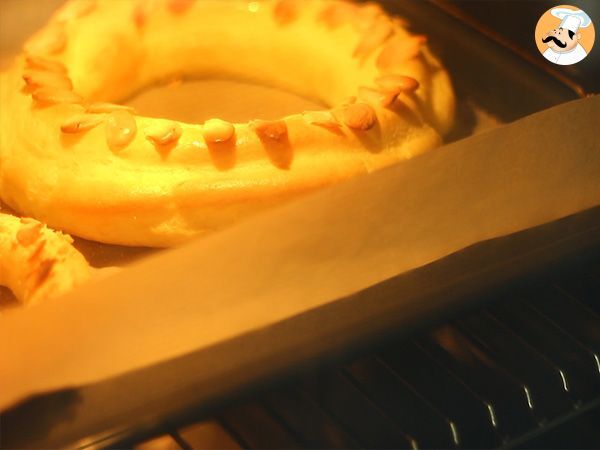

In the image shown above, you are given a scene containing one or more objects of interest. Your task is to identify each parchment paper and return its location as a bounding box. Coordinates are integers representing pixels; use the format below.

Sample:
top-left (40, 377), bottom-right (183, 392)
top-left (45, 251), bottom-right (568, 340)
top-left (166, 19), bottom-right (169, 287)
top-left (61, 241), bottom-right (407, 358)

top-left (0, 96), bottom-right (598, 412)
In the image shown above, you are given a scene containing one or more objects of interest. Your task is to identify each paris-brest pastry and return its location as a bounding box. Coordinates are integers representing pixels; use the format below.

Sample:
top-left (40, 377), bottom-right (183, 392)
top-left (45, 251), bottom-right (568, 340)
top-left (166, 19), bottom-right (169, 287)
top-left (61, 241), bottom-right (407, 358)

top-left (0, 0), bottom-right (455, 303)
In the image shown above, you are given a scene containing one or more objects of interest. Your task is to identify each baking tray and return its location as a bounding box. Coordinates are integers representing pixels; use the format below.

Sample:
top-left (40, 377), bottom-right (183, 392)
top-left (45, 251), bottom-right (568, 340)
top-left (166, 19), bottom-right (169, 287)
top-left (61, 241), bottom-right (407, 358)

top-left (0, 1), bottom-right (593, 448)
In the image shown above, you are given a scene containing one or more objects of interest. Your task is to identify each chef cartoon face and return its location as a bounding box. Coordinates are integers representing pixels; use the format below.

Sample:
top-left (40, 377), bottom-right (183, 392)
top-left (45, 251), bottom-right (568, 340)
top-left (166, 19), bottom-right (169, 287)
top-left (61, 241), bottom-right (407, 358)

top-left (542, 27), bottom-right (580, 53)
top-left (535, 6), bottom-right (594, 66)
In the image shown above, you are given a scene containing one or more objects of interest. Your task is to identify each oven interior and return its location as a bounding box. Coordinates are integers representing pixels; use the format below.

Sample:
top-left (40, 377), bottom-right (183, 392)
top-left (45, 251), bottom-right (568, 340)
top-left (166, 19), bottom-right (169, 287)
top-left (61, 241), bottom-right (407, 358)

top-left (1, 1), bottom-right (598, 448)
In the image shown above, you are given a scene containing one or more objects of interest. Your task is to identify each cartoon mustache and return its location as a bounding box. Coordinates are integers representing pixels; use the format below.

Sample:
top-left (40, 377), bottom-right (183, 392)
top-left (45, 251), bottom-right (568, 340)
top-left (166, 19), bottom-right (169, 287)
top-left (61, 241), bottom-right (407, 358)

top-left (542, 35), bottom-right (567, 48)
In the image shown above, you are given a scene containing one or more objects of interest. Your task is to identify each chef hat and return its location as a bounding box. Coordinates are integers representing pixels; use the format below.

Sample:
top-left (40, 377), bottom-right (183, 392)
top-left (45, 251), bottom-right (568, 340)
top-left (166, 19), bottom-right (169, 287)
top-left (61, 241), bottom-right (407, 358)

top-left (551, 8), bottom-right (592, 33)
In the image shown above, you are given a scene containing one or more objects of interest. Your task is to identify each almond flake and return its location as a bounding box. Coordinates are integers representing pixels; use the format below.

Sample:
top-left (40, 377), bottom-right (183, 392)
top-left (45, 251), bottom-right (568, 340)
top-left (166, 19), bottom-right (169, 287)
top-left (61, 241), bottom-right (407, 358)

top-left (60, 114), bottom-right (104, 133)
top-left (23, 70), bottom-right (73, 90)
top-left (32, 88), bottom-right (82, 105)
top-left (303, 111), bottom-right (341, 129)
top-left (358, 86), bottom-right (398, 107)
top-left (253, 120), bottom-right (288, 141)
top-left (336, 103), bottom-right (377, 131)
top-left (106, 110), bottom-right (137, 151)
top-left (145, 121), bottom-right (183, 146)
top-left (375, 74), bottom-right (420, 93)
top-left (24, 55), bottom-right (67, 73)
top-left (202, 118), bottom-right (235, 143)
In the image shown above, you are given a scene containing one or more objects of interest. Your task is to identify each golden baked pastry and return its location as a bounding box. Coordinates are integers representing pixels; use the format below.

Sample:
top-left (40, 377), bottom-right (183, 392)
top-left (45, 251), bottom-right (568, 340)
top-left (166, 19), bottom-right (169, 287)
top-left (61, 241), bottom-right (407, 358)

top-left (0, 0), bottom-right (455, 247)
top-left (0, 212), bottom-right (91, 305)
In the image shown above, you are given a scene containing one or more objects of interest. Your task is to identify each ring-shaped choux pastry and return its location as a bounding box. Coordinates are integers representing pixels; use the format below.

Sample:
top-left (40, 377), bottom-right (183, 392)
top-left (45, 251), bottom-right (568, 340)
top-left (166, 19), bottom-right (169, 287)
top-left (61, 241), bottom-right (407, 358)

top-left (0, 0), bottom-right (455, 247)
